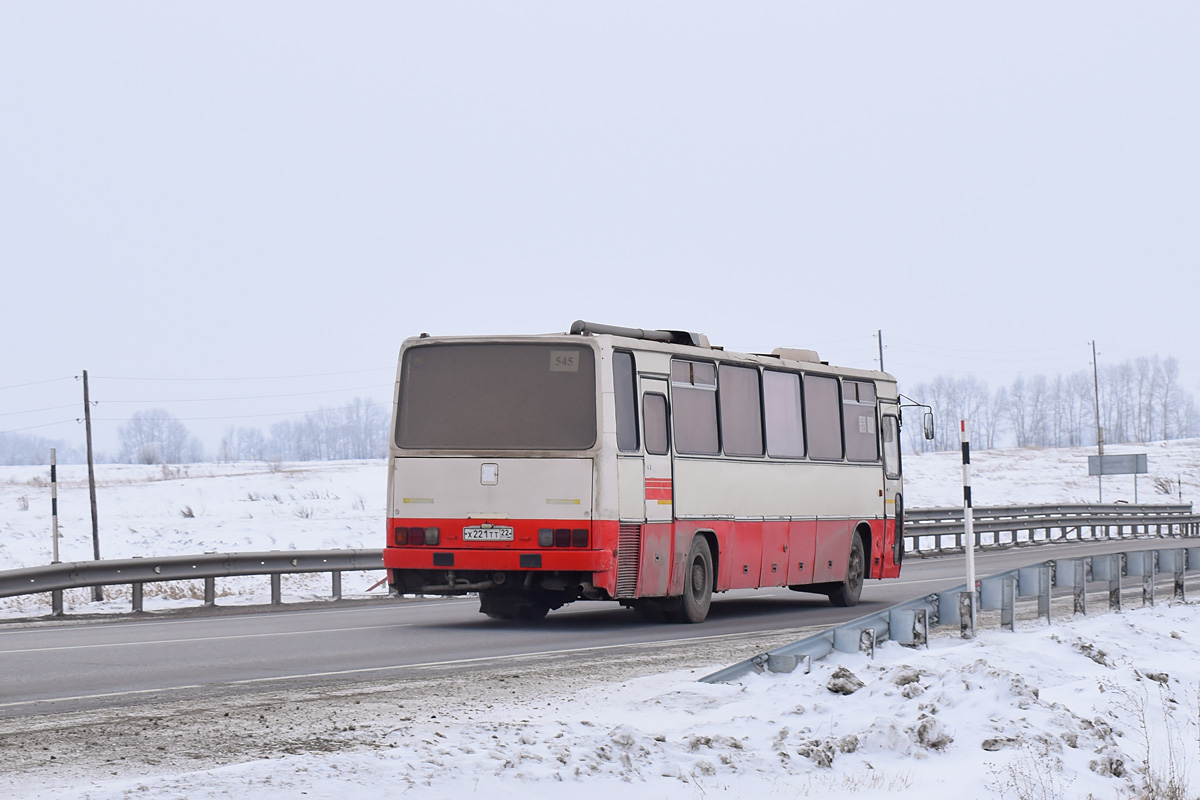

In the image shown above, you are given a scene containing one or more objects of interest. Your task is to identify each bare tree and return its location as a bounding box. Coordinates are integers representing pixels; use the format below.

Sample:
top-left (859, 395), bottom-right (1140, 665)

top-left (899, 353), bottom-right (1197, 452)
top-left (0, 433), bottom-right (83, 465)
top-left (118, 409), bottom-right (202, 464)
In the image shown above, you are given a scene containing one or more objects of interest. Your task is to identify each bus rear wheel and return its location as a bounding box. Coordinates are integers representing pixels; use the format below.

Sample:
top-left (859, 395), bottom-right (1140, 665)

top-left (827, 534), bottom-right (865, 607)
top-left (671, 536), bottom-right (713, 624)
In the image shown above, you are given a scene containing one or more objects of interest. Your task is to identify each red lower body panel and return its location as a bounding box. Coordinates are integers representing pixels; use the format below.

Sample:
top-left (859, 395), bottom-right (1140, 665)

top-left (385, 516), bottom-right (899, 601)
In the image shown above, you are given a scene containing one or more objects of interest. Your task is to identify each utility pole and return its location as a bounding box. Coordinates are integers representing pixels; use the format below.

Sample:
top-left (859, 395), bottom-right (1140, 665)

top-left (1091, 341), bottom-right (1103, 503)
top-left (877, 330), bottom-right (885, 372)
top-left (82, 370), bottom-right (103, 601)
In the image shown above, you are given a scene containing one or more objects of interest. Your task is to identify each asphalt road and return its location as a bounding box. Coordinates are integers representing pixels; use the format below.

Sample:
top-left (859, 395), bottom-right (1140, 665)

top-left (0, 538), bottom-right (1185, 719)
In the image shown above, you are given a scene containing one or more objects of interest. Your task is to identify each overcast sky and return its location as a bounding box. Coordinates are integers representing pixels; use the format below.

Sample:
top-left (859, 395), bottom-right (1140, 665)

top-left (2, 3), bottom-right (1197, 454)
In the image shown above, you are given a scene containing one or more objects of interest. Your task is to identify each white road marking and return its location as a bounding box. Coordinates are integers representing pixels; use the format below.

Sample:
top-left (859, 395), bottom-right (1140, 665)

top-left (0, 628), bottom-right (805, 709)
top-left (0, 598), bottom-right (466, 638)
top-left (0, 623), bottom-right (413, 655)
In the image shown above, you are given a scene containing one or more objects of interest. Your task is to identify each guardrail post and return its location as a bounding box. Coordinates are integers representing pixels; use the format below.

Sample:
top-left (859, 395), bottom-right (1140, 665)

top-left (204, 577), bottom-right (216, 607)
top-left (271, 574), bottom-right (282, 605)
top-left (1109, 554), bottom-right (1123, 611)
top-left (51, 589), bottom-right (63, 617)
top-left (1073, 559), bottom-right (1086, 616)
top-left (1143, 553), bottom-right (1156, 607)
top-left (332, 570), bottom-right (342, 600)
top-left (1174, 549), bottom-right (1186, 601)
top-left (1128, 554), bottom-right (1156, 609)
top-left (1001, 577), bottom-right (1015, 631)
top-left (132, 582), bottom-right (143, 613)
top-left (1037, 563), bottom-right (1051, 623)
top-left (959, 592), bottom-right (975, 639)
top-left (859, 628), bottom-right (876, 658)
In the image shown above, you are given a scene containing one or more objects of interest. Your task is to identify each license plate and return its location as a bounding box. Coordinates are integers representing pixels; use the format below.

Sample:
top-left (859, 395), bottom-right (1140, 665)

top-left (463, 526), bottom-right (514, 542)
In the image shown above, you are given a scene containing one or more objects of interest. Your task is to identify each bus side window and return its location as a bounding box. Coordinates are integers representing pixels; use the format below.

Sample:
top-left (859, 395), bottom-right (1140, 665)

top-left (763, 370), bottom-right (804, 458)
top-left (843, 380), bottom-right (879, 462)
top-left (882, 415), bottom-right (901, 479)
top-left (644, 393), bottom-right (670, 456)
top-left (804, 374), bottom-right (844, 460)
top-left (718, 364), bottom-right (764, 457)
top-left (614, 351), bottom-right (639, 452)
top-left (671, 360), bottom-right (718, 455)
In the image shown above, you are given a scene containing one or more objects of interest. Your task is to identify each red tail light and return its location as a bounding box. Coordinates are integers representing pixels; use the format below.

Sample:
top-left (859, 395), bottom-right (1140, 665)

top-left (407, 527), bottom-right (426, 546)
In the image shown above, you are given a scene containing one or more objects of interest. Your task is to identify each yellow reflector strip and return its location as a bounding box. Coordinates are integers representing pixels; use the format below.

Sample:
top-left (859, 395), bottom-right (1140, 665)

top-left (403, 498), bottom-right (434, 504)
top-left (657, 499), bottom-right (673, 505)
top-left (546, 499), bottom-right (581, 505)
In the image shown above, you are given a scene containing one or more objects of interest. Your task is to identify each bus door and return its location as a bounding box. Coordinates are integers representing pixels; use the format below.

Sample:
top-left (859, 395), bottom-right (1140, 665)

top-left (640, 378), bottom-right (672, 522)
top-left (880, 404), bottom-right (903, 578)
top-left (638, 377), bottom-right (674, 595)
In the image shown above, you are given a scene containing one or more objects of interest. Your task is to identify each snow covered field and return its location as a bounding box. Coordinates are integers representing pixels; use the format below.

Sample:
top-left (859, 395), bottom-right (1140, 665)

top-left (3, 439), bottom-right (1196, 574)
top-left (2, 441), bottom-right (1200, 798)
top-left (0, 460), bottom-right (387, 615)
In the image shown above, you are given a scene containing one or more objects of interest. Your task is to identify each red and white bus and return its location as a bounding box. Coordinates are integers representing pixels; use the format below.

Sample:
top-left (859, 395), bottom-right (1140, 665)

top-left (385, 321), bottom-right (916, 623)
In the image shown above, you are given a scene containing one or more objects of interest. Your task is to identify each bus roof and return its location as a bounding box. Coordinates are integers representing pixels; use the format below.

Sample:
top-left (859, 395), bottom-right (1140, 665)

top-left (401, 322), bottom-right (896, 386)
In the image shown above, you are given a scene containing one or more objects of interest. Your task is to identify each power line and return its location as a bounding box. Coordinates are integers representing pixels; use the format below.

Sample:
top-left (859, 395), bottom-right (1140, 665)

top-left (0, 403), bottom-right (79, 418)
top-left (0, 419), bottom-right (78, 435)
top-left (0, 377), bottom-right (75, 392)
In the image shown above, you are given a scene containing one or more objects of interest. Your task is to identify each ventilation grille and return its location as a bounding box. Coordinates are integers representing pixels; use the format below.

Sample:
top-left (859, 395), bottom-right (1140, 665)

top-left (616, 524), bottom-right (642, 598)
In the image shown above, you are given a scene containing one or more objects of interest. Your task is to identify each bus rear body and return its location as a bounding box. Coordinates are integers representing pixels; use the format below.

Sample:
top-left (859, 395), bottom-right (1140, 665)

top-left (385, 322), bottom-right (907, 623)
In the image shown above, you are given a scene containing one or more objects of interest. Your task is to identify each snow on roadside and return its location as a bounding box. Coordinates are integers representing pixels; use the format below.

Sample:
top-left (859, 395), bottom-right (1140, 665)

top-left (13, 602), bottom-right (1198, 800)
top-left (0, 460), bottom-right (388, 615)
top-left (901, 438), bottom-right (1200, 508)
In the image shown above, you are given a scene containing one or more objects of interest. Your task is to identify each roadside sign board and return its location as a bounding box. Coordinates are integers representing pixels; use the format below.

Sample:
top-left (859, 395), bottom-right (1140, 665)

top-left (1087, 454), bottom-right (1148, 476)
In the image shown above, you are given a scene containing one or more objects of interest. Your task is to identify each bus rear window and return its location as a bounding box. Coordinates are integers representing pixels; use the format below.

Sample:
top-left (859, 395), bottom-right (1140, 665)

top-left (396, 343), bottom-right (597, 450)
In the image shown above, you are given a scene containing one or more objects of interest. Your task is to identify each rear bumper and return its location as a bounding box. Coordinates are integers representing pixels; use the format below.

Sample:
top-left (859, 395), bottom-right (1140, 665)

top-left (384, 546), bottom-right (613, 573)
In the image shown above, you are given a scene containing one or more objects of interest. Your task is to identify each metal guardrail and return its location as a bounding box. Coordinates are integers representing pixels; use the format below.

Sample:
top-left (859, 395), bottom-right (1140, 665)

top-left (904, 503), bottom-right (1199, 554)
top-left (0, 550), bottom-right (384, 615)
top-left (702, 543), bottom-right (1200, 683)
top-left (1, 504), bottom-right (1195, 618)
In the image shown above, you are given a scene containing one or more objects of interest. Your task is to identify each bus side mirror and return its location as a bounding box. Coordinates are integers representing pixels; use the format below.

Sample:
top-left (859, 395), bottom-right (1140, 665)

top-left (923, 412), bottom-right (935, 440)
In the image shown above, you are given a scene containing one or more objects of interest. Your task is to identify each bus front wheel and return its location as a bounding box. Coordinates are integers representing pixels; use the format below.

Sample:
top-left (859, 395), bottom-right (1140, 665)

top-left (828, 534), bottom-right (865, 607)
top-left (672, 536), bottom-right (713, 624)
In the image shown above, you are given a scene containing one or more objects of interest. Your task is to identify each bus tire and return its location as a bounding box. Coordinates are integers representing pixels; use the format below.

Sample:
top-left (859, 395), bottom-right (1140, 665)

top-left (672, 536), bottom-right (713, 624)
top-left (828, 534), bottom-right (865, 607)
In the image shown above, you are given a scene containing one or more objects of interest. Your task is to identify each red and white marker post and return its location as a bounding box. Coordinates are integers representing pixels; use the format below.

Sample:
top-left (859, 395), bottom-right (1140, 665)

top-left (51, 447), bottom-right (60, 564)
top-left (961, 420), bottom-right (976, 638)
